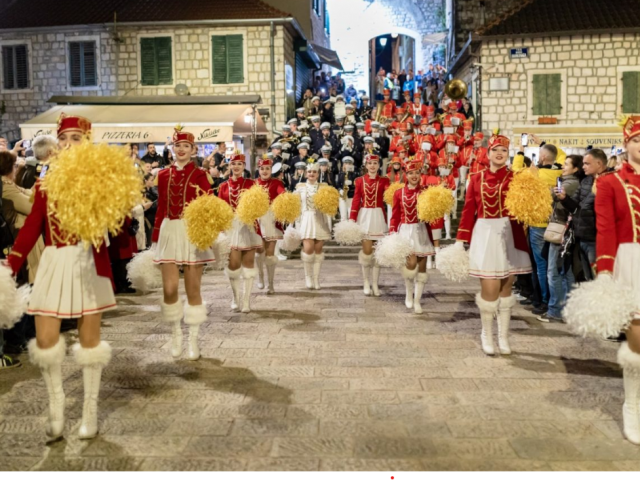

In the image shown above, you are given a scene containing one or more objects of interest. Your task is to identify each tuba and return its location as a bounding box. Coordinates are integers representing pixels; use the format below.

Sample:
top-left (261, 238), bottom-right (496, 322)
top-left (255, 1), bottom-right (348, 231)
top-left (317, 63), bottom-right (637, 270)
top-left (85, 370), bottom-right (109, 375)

top-left (444, 79), bottom-right (468, 101)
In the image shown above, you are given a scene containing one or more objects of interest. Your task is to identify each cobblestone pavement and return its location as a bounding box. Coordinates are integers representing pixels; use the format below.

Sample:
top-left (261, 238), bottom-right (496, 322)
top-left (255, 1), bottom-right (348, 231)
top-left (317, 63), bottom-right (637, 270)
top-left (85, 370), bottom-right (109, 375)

top-left (1, 259), bottom-right (638, 471)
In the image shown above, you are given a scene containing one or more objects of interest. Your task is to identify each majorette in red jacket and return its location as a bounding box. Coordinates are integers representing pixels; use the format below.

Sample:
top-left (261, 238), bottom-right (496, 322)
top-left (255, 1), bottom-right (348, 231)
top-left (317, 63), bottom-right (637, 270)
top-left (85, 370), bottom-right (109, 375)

top-left (350, 174), bottom-right (390, 221)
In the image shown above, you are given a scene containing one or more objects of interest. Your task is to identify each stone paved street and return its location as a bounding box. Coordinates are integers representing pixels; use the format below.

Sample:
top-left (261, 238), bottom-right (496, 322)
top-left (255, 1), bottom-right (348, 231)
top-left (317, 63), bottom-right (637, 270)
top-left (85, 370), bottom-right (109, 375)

top-left (1, 259), bottom-right (637, 471)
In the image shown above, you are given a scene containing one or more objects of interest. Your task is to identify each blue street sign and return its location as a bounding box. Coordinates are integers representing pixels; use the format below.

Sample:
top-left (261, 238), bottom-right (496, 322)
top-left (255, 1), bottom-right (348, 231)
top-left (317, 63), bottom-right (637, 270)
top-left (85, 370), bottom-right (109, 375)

top-left (510, 48), bottom-right (529, 59)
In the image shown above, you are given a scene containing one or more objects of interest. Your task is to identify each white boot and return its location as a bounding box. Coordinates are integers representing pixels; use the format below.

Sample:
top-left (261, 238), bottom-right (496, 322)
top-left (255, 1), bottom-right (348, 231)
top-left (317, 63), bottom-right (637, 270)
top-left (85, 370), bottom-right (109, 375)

top-left (265, 255), bottom-right (278, 294)
top-left (414, 272), bottom-right (428, 314)
top-left (301, 252), bottom-right (315, 289)
top-left (475, 294), bottom-right (499, 356)
top-left (161, 300), bottom-right (184, 358)
top-left (313, 253), bottom-right (324, 290)
top-left (225, 267), bottom-right (242, 312)
top-left (358, 250), bottom-right (373, 296)
top-left (255, 252), bottom-right (265, 289)
top-left (73, 341), bottom-right (112, 440)
top-left (618, 342), bottom-right (640, 445)
top-left (444, 214), bottom-right (452, 240)
top-left (184, 303), bottom-right (207, 361)
top-left (241, 267), bottom-right (257, 313)
top-left (401, 266), bottom-right (418, 309)
top-left (427, 257), bottom-right (433, 270)
top-left (372, 262), bottom-right (382, 297)
top-left (29, 337), bottom-right (66, 440)
top-left (497, 295), bottom-right (516, 355)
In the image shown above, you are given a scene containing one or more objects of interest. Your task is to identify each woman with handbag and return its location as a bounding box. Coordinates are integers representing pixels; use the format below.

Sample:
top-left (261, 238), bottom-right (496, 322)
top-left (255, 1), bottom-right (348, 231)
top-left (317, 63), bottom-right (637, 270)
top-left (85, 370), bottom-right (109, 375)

top-left (541, 155), bottom-right (583, 322)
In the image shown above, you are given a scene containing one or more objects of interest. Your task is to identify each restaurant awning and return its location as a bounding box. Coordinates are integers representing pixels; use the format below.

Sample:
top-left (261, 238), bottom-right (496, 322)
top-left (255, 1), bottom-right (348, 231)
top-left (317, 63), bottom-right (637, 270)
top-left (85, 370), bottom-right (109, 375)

top-left (20, 103), bottom-right (268, 143)
top-left (311, 43), bottom-right (343, 71)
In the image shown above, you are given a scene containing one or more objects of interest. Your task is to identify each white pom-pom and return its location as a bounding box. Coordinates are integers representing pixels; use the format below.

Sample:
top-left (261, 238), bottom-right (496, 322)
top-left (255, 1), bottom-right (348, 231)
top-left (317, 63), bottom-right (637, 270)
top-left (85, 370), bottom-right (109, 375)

top-left (126, 248), bottom-right (162, 292)
top-left (281, 225), bottom-right (302, 252)
top-left (211, 232), bottom-right (230, 271)
top-left (0, 265), bottom-right (29, 329)
top-left (374, 233), bottom-right (412, 269)
top-left (564, 274), bottom-right (637, 338)
top-left (333, 221), bottom-right (365, 246)
top-left (436, 243), bottom-right (470, 282)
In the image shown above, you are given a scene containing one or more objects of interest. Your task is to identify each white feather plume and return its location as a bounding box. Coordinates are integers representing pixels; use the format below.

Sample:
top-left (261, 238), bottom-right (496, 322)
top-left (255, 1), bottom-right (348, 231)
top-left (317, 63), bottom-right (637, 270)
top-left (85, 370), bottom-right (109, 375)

top-left (281, 225), bottom-right (302, 252)
top-left (333, 221), bottom-right (365, 246)
top-left (374, 233), bottom-right (412, 269)
top-left (211, 232), bottom-right (230, 271)
top-left (0, 265), bottom-right (30, 329)
top-left (126, 248), bottom-right (162, 292)
top-left (436, 243), bottom-right (470, 282)
top-left (564, 274), bottom-right (637, 338)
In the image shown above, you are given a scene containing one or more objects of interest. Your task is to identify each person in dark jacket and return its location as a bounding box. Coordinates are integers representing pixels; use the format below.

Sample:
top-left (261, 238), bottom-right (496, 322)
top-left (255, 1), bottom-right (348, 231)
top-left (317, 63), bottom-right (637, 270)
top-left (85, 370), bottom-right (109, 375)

top-left (15, 135), bottom-right (57, 189)
top-left (556, 148), bottom-right (608, 281)
top-left (141, 143), bottom-right (163, 166)
top-left (143, 173), bottom-right (158, 248)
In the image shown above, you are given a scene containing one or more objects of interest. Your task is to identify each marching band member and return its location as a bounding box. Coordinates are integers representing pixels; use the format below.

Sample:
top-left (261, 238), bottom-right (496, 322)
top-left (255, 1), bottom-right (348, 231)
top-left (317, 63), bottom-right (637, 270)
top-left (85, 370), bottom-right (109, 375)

top-left (463, 132), bottom-right (489, 187)
top-left (350, 154), bottom-right (390, 296)
top-left (255, 155), bottom-right (287, 294)
top-left (219, 153), bottom-right (262, 313)
top-left (592, 115), bottom-right (640, 444)
top-left (389, 158), bottom-right (435, 314)
top-left (337, 156), bottom-right (357, 222)
top-left (438, 134), bottom-right (462, 222)
top-left (290, 161), bottom-right (307, 191)
top-left (6, 115), bottom-right (114, 440)
top-left (296, 163), bottom-right (331, 290)
top-left (456, 133), bottom-right (532, 356)
top-left (457, 119), bottom-right (475, 199)
top-left (154, 127), bottom-right (214, 361)
top-left (420, 173), bottom-right (446, 269)
top-left (380, 89), bottom-right (397, 120)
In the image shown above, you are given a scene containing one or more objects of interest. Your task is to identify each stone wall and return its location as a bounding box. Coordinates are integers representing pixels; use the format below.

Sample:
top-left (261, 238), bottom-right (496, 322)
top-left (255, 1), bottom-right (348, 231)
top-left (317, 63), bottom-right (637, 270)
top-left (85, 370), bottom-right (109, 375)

top-left (328, 0), bottom-right (445, 94)
top-left (0, 24), bottom-right (292, 141)
top-left (479, 33), bottom-right (640, 151)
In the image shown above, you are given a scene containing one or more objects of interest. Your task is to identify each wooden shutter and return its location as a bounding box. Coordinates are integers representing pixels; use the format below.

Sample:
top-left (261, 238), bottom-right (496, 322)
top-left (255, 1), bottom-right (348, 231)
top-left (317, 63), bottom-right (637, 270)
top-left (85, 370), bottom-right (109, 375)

top-left (211, 35), bottom-right (228, 84)
top-left (140, 37), bottom-right (158, 86)
top-left (69, 41), bottom-right (97, 87)
top-left (156, 37), bottom-right (173, 85)
top-left (532, 74), bottom-right (546, 115)
top-left (69, 42), bottom-right (82, 87)
top-left (545, 74), bottom-right (562, 115)
top-left (2, 46), bottom-right (14, 89)
top-left (226, 35), bottom-right (244, 84)
top-left (623, 71), bottom-right (640, 114)
top-left (82, 42), bottom-right (97, 86)
top-left (14, 45), bottom-right (28, 89)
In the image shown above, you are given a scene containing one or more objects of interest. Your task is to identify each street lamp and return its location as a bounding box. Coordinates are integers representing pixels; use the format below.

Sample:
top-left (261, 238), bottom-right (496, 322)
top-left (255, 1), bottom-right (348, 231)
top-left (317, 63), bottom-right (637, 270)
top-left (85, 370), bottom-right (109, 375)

top-left (379, 38), bottom-right (387, 47)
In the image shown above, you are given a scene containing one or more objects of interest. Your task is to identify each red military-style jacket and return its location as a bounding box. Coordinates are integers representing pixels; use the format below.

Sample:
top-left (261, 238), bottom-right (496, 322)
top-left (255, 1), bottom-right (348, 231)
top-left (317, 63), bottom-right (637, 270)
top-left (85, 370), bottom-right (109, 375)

top-left (218, 177), bottom-right (255, 209)
top-left (444, 112), bottom-right (467, 137)
top-left (460, 144), bottom-right (489, 178)
top-left (595, 163), bottom-right (640, 274)
top-left (456, 166), bottom-right (528, 253)
top-left (256, 177), bottom-right (286, 202)
top-left (389, 134), bottom-right (416, 156)
top-left (7, 183), bottom-right (113, 281)
top-left (407, 103), bottom-right (428, 118)
top-left (152, 161), bottom-right (212, 243)
top-left (380, 100), bottom-right (396, 119)
top-left (350, 174), bottom-right (390, 221)
top-left (387, 167), bottom-right (406, 184)
top-left (419, 175), bottom-right (453, 230)
top-left (437, 149), bottom-right (462, 179)
top-left (415, 149), bottom-right (439, 175)
top-left (389, 185), bottom-right (434, 241)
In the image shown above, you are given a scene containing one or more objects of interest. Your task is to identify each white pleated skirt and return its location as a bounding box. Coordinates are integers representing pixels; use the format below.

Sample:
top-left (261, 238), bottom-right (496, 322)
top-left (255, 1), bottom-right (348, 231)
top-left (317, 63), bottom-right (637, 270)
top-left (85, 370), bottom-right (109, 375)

top-left (468, 217), bottom-right (532, 279)
top-left (398, 223), bottom-right (435, 257)
top-left (298, 210), bottom-right (332, 241)
top-left (154, 218), bottom-right (215, 265)
top-left (28, 245), bottom-right (116, 319)
top-left (258, 210), bottom-right (283, 241)
top-left (227, 218), bottom-right (263, 251)
top-left (356, 207), bottom-right (388, 240)
top-left (614, 243), bottom-right (640, 317)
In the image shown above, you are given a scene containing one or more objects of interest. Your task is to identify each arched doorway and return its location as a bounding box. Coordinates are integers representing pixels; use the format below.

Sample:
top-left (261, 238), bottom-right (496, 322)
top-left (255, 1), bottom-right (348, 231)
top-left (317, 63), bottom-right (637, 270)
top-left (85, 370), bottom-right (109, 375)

top-left (369, 32), bottom-right (417, 104)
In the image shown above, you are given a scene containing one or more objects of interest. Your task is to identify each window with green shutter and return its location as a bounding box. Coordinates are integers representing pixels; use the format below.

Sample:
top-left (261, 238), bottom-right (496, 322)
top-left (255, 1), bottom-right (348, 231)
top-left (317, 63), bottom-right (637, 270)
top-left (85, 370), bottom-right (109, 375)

top-left (69, 41), bottom-right (97, 87)
top-left (622, 71), bottom-right (640, 114)
top-left (532, 73), bottom-right (562, 116)
top-left (140, 37), bottom-right (173, 86)
top-left (1, 45), bottom-right (29, 90)
top-left (211, 35), bottom-right (244, 84)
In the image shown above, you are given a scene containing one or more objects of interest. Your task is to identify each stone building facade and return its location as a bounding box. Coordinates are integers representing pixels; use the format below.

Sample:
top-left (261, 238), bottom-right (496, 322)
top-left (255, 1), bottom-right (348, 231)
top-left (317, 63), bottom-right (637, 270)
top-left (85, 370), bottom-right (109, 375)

top-left (327, 0), bottom-right (446, 94)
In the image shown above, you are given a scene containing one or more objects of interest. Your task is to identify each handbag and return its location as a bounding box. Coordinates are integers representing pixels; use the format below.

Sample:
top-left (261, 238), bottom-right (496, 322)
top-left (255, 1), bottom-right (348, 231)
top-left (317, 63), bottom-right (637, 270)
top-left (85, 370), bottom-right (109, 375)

top-left (544, 203), bottom-right (567, 245)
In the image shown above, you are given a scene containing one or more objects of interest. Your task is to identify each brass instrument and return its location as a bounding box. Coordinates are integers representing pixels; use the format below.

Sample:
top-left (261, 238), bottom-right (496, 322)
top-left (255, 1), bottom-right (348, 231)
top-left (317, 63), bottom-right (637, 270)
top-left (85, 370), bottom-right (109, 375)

top-left (444, 79), bottom-right (468, 101)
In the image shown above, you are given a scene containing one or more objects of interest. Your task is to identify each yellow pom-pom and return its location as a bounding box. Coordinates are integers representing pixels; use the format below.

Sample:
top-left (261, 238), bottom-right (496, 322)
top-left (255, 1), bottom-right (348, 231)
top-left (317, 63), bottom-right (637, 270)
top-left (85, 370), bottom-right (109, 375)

top-left (384, 182), bottom-right (404, 206)
top-left (505, 169), bottom-right (553, 226)
top-left (236, 184), bottom-right (270, 226)
top-left (417, 185), bottom-right (455, 224)
top-left (271, 191), bottom-right (302, 224)
top-left (43, 140), bottom-right (143, 249)
top-left (313, 185), bottom-right (340, 216)
top-left (183, 194), bottom-right (234, 251)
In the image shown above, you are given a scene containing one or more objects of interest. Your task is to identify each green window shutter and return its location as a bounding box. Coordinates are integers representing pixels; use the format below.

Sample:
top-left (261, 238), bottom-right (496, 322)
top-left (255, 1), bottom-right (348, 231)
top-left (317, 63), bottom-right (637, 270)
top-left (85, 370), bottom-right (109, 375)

top-left (140, 38), bottom-right (157, 86)
top-left (211, 35), bottom-right (228, 84)
top-left (532, 74), bottom-right (546, 115)
top-left (622, 71), bottom-right (640, 114)
top-left (156, 37), bottom-right (173, 85)
top-left (226, 35), bottom-right (244, 84)
top-left (545, 73), bottom-right (562, 116)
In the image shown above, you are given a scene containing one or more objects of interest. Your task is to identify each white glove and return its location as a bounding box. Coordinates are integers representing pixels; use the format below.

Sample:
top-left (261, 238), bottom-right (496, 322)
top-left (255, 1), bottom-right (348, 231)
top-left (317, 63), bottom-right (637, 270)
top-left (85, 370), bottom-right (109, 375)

top-left (454, 241), bottom-right (465, 250)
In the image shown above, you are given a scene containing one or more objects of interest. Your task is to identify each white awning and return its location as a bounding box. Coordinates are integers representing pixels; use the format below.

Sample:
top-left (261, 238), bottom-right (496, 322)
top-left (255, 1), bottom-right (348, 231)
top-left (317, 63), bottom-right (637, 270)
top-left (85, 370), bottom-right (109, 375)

top-left (20, 104), bottom-right (268, 143)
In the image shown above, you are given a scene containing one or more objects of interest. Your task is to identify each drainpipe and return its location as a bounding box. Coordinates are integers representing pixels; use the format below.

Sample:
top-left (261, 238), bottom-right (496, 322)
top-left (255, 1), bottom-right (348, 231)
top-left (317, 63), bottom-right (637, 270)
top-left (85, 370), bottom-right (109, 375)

top-left (270, 21), bottom-right (279, 138)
